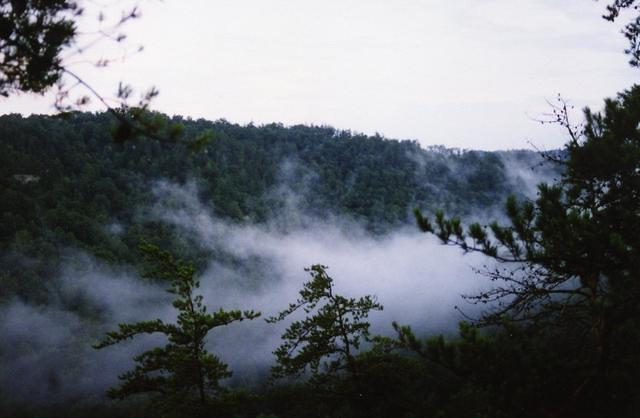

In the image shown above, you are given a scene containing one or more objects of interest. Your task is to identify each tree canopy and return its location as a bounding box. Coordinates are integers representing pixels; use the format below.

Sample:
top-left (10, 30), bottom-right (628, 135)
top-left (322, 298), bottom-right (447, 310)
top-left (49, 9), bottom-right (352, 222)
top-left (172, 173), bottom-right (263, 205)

top-left (0, 112), bottom-right (550, 303)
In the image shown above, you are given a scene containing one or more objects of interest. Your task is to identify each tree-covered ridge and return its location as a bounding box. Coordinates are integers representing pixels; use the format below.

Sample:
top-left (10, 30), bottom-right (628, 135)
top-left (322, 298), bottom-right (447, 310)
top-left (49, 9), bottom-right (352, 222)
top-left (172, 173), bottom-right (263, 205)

top-left (0, 112), bottom-right (554, 224)
top-left (0, 112), bottom-right (556, 302)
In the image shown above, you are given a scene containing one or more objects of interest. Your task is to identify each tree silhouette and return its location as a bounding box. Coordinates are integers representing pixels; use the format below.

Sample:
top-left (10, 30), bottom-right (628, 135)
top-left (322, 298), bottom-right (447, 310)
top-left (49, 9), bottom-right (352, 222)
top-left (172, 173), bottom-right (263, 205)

top-left (94, 241), bottom-right (260, 415)
top-left (268, 264), bottom-right (382, 393)
top-left (414, 85), bottom-right (640, 406)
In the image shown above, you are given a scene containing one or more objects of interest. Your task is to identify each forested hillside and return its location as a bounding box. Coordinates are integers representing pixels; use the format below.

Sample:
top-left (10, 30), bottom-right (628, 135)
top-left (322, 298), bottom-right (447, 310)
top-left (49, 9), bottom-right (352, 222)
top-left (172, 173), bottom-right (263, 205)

top-left (0, 112), bottom-right (556, 303)
top-left (3, 1), bottom-right (640, 417)
top-left (0, 102), bottom-right (637, 417)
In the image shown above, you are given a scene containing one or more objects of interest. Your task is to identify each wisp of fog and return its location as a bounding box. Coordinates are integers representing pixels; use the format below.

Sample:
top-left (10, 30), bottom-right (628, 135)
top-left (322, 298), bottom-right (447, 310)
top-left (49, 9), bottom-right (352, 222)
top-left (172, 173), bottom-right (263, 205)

top-left (1, 169), bottom-right (529, 402)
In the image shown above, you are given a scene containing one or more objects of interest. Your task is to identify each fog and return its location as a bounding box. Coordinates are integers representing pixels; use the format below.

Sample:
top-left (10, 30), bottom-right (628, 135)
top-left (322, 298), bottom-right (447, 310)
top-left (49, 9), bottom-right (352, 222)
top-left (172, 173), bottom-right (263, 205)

top-left (0, 187), bottom-right (494, 402)
top-left (0, 153), bottom-right (550, 403)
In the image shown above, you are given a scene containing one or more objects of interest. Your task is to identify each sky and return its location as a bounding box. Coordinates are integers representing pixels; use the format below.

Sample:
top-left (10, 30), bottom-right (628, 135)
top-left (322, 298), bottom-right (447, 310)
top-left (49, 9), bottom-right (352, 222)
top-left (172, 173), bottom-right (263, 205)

top-left (0, 0), bottom-right (638, 150)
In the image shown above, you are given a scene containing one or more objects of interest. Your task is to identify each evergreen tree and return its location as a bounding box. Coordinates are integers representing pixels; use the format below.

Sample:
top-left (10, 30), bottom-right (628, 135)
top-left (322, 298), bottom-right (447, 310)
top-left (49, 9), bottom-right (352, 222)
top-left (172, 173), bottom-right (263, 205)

top-left (94, 241), bottom-right (260, 416)
top-left (267, 265), bottom-right (382, 395)
top-left (413, 86), bottom-right (640, 414)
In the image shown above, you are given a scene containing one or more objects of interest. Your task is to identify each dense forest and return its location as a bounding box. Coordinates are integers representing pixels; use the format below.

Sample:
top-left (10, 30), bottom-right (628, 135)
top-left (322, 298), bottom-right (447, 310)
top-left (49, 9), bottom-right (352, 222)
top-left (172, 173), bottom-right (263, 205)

top-left (0, 112), bottom-right (555, 304)
top-left (2, 1), bottom-right (640, 417)
top-left (1, 105), bottom-right (638, 418)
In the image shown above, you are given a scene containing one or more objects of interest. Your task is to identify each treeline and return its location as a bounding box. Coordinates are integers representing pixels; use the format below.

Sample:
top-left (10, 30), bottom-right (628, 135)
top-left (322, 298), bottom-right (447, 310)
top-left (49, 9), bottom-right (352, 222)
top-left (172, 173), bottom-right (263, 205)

top-left (0, 112), bottom-right (553, 303)
top-left (0, 97), bottom-right (638, 417)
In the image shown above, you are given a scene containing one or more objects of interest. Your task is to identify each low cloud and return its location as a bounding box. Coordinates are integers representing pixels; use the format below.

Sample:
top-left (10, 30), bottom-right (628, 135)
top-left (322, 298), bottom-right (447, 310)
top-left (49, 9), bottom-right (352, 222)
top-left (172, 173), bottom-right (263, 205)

top-left (1, 181), bottom-right (498, 403)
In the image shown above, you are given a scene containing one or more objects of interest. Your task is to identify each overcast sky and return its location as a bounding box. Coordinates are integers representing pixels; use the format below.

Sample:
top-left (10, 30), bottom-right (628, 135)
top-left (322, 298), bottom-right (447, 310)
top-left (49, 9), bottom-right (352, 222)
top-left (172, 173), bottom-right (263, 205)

top-left (1, 0), bottom-right (638, 150)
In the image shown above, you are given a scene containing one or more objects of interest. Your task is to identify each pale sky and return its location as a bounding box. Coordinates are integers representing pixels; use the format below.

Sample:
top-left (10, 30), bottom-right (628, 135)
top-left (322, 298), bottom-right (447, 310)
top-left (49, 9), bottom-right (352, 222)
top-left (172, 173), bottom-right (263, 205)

top-left (1, 0), bottom-right (638, 150)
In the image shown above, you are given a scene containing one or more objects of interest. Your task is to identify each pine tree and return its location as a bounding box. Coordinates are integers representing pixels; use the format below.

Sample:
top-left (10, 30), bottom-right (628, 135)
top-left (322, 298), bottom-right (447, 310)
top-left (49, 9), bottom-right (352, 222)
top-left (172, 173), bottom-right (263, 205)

top-left (413, 86), bottom-right (640, 410)
top-left (94, 241), bottom-right (260, 415)
top-left (267, 264), bottom-right (382, 396)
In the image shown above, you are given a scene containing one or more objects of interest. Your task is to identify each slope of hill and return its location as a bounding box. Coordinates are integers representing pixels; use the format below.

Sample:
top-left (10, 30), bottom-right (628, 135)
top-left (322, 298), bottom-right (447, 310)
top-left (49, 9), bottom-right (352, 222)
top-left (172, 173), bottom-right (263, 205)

top-left (0, 112), bottom-right (559, 302)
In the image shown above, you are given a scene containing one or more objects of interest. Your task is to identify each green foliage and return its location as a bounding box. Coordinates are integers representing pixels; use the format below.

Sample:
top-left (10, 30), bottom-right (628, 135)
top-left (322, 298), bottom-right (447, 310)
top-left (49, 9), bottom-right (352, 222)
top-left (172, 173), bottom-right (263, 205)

top-left (413, 86), bottom-right (640, 415)
top-left (0, 112), bottom-right (547, 304)
top-left (0, 0), bottom-right (78, 96)
top-left (267, 265), bottom-right (382, 385)
top-left (93, 241), bottom-right (260, 415)
top-left (110, 103), bottom-right (215, 148)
